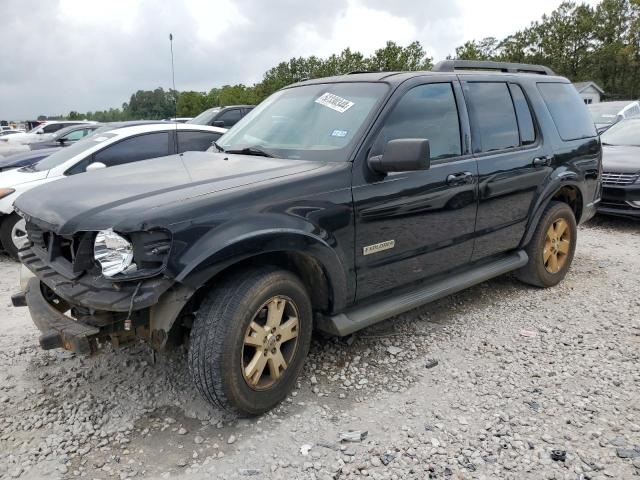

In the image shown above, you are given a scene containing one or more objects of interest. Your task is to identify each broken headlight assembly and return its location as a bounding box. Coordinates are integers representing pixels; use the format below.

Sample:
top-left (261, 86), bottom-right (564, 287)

top-left (93, 229), bottom-right (172, 279)
top-left (94, 229), bottom-right (135, 277)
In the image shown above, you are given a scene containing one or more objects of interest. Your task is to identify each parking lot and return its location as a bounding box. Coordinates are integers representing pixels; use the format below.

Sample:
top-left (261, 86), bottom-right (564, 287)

top-left (0, 215), bottom-right (637, 480)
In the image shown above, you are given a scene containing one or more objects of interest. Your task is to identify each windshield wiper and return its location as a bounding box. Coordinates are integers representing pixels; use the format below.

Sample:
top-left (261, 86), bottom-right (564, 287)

top-left (20, 163), bottom-right (37, 172)
top-left (225, 146), bottom-right (276, 158)
top-left (212, 141), bottom-right (225, 153)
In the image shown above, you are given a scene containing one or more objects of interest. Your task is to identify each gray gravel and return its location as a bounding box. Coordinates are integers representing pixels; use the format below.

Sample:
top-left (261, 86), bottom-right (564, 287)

top-left (0, 215), bottom-right (638, 479)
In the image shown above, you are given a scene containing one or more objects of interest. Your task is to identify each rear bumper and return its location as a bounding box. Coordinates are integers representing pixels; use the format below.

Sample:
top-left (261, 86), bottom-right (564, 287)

top-left (15, 278), bottom-right (99, 354)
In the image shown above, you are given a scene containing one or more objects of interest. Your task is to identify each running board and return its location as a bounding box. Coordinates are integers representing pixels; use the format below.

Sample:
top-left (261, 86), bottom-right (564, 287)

top-left (316, 250), bottom-right (528, 336)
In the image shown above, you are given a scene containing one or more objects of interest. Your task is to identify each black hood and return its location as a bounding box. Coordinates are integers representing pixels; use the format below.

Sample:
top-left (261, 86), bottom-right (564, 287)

top-left (602, 145), bottom-right (640, 174)
top-left (15, 151), bottom-right (326, 234)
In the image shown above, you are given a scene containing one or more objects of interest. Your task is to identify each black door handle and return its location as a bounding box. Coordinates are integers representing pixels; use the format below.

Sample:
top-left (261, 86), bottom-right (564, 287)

top-left (446, 171), bottom-right (473, 186)
top-left (533, 156), bottom-right (552, 167)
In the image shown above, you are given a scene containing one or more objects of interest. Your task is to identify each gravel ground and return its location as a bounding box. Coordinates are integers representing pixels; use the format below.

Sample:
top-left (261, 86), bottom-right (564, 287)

top-left (1, 215), bottom-right (639, 480)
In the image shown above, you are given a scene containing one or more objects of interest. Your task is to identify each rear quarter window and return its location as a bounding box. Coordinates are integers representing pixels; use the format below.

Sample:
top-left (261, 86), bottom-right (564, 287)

top-left (537, 83), bottom-right (597, 141)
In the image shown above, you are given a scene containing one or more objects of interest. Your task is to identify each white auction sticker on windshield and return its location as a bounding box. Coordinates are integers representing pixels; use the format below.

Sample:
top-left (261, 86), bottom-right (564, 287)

top-left (315, 92), bottom-right (355, 113)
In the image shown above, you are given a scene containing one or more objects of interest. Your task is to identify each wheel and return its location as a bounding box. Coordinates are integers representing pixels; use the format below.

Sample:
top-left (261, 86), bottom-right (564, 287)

top-left (188, 268), bottom-right (312, 415)
top-left (1, 213), bottom-right (28, 260)
top-left (516, 201), bottom-right (577, 288)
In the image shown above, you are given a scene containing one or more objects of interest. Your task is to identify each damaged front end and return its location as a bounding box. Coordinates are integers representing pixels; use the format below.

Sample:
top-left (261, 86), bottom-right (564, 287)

top-left (12, 218), bottom-right (193, 354)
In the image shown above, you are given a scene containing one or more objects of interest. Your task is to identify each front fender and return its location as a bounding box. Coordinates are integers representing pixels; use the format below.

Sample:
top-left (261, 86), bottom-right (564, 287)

top-left (175, 228), bottom-right (349, 312)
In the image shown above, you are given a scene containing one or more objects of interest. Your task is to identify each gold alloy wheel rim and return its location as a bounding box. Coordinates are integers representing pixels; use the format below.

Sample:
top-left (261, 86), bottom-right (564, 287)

top-left (543, 218), bottom-right (571, 274)
top-left (241, 296), bottom-right (300, 391)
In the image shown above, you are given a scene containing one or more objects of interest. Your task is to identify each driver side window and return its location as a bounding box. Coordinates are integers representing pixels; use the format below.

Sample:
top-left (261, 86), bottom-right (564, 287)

top-left (374, 83), bottom-right (461, 160)
top-left (63, 129), bottom-right (88, 141)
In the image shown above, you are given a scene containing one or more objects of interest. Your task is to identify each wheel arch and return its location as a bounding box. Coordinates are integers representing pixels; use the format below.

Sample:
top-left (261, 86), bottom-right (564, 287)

top-left (520, 180), bottom-right (584, 249)
top-left (176, 229), bottom-right (349, 314)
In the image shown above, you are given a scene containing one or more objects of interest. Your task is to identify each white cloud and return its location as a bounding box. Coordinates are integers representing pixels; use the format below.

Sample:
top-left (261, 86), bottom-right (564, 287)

top-left (0, 0), bottom-right (603, 119)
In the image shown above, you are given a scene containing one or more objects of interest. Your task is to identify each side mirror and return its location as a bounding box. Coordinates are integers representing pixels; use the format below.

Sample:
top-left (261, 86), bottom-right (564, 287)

top-left (57, 138), bottom-right (67, 144)
top-left (212, 120), bottom-right (225, 127)
top-left (368, 139), bottom-right (430, 173)
top-left (86, 162), bottom-right (107, 172)
top-left (36, 130), bottom-right (44, 134)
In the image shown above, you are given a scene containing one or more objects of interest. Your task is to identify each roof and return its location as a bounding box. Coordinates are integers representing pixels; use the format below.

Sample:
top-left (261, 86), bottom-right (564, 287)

top-left (292, 68), bottom-right (566, 88)
top-left (572, 81), bottom-right (605, 94)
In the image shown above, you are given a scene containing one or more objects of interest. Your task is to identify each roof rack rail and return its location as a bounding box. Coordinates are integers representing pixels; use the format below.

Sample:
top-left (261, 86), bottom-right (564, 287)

top-left (432, 60), bottom-right (555, 76)
top-left (346, 70), bottom-right (375, 75)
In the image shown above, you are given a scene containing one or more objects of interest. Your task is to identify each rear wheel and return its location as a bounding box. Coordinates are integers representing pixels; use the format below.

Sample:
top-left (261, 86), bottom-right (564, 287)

top-left (188, 268), bottom-right (312, 415)
top-left (516, 201), bottom-right (577, 287)
top-left (1, 213), bottom-right (28, 261)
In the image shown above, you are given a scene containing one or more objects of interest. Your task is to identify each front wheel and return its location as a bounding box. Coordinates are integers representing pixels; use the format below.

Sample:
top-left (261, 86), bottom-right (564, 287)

top-left (188, 268), bottom-right (312, 415)
top-left (1, 213), bottom-right (28, 261)
top-left (516, 201), bottom-right (577, 288)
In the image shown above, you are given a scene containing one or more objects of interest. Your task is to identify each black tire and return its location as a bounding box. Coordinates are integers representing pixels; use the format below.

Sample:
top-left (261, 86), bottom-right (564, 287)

top-left (188, 268), bottom-right (312, 416)
top-left (516, 201), bottom-right (577, 288)
top-left (0, 213), bottom-right (27, 261)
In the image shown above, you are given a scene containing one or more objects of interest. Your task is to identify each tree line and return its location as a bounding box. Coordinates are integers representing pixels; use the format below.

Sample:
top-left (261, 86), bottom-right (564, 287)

top-left (455, 0), bottom-right (639, 99)
top-left (63, 0), bottom-right (639, 122)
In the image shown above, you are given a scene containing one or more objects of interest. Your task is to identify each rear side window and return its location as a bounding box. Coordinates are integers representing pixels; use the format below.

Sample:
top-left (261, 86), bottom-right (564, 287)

top-left (467, 82), bottom-right (519, 152)
top-left (376, 83), bottom-right (461, 160)
top-left (509, 84), bottom-right (536, 145)
top-left (93, 132), bottom-right (170, 168)
top-left (177, 131), bottom-right (222, 153)
top-left (537, 83), bottom-right (597, 140)
top-left (43, 123), bottom-right (65, 133)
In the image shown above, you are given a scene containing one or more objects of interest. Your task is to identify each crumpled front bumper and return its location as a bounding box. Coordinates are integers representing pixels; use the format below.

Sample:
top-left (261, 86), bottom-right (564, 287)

top-left (19, 244), bottom-right (173, 312)
top-left (12, 278), bottom-right (99, 354)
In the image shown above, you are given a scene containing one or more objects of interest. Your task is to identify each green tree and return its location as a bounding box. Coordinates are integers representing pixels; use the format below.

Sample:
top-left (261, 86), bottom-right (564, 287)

top-left (366, 41), bottom-right (432, 71)
top-left (177, 91), bottom-right (206, 117)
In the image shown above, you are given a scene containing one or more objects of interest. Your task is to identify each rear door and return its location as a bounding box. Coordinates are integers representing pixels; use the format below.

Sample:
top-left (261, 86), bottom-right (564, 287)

top-left (352, 77), bottom-right (479, 301)
top-left (461, 77), bottom-right (552, 261)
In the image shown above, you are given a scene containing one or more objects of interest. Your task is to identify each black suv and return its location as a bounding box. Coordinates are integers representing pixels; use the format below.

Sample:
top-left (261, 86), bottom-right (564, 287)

top-left (187, 105), bottom-right (254, 128)
top-left (12, 61), bottom-right (601, 415)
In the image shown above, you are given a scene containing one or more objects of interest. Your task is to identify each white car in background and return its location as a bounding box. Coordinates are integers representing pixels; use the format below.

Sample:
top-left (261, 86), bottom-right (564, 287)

top-left (0, 122), bottom-right (226, 258)
top-left (0, 121), bottom-right (96, 145)
top-left (588, 100), bottom-right (640, 132)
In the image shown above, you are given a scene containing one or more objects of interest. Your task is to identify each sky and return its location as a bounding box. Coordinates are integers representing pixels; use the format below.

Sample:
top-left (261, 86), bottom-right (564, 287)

top-left (0, 0), bottom-right (601, 120)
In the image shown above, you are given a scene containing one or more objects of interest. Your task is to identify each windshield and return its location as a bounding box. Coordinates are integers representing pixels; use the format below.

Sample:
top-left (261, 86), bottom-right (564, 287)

top-left (219, 83), bottom-right (388, 161)
top-left (188, 108), bottom-right (221, 125)
top-left (31, 133), bottom-right (116, 171)
top-left (600, 119), bottom-right (640, 146)
top-left (588, 103), bottom-right (627, 124)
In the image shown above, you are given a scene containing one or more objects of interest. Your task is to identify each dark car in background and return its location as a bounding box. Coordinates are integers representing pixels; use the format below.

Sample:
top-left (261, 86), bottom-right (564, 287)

top-left (187, 105), bottom-right (254, 128)
top-left (597, 118), bottom-right (640, 218)
top-left (29, 124), bottom-right (102, 150)
top-left (0, 148), bottom-right (60, 172)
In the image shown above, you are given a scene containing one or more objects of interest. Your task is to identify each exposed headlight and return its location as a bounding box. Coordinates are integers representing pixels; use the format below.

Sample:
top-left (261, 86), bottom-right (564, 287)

top-left (94, 229), bottom-right (136, 277)
top-left (0, 188), bottom-right (15, 199)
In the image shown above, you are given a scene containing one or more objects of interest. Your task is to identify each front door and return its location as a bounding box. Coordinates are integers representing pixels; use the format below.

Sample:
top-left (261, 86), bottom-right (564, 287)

top-left (352, 79), bottom-right (478, 301)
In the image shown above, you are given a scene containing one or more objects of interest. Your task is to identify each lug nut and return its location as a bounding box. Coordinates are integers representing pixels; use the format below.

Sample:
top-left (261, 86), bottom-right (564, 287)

top-left (271, 348), bottom-right (276, 354)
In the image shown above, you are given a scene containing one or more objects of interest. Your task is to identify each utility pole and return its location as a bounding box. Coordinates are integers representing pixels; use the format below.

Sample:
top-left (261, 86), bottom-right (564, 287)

top-left (169, 33), bottom-right (177, 117)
